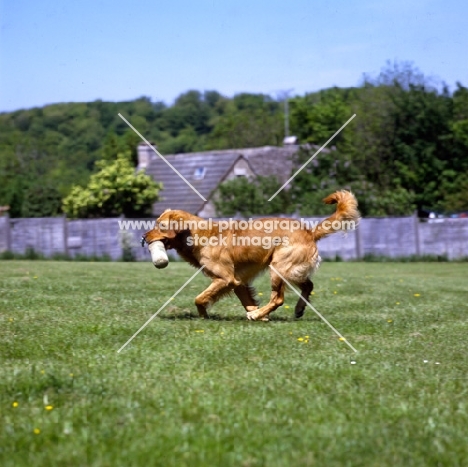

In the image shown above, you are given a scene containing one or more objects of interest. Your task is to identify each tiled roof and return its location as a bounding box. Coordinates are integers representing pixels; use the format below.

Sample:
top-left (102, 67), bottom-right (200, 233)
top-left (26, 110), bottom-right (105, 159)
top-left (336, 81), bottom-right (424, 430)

top-left (143, 145), bottom-right (308, 215)
top-left (240, 145), bottom-right (298, 183)
top-left (145, 151), bottom-right (242, 215)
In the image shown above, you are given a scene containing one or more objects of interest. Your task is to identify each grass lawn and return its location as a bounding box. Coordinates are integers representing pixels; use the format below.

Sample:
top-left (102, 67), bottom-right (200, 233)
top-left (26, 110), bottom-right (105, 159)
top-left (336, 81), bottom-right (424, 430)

top-left (1, 260), bottom-right (468, 466)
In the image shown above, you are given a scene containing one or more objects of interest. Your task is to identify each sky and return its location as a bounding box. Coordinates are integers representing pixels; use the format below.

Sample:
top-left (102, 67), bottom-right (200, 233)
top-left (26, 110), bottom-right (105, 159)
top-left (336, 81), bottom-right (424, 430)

top-left (0, 0), bottom-right (467, 112)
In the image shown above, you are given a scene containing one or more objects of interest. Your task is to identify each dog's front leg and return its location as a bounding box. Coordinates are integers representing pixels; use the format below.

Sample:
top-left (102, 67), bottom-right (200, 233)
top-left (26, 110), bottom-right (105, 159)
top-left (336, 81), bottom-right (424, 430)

top-left (195, 301), bottom-right (210, 319)
top-left (195, 278), bottom-right (236, 318)
top-left (234, 284), bottom-right (259, 313)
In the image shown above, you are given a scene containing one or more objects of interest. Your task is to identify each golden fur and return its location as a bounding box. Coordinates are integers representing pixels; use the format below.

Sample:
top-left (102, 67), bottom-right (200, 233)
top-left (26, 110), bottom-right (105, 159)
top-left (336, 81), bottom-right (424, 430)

top-left (143, 190), bottom-right (360, 321)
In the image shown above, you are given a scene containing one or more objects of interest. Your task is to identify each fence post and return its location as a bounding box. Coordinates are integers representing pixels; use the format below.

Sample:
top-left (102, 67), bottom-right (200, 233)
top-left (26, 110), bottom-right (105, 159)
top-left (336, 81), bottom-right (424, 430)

top-left (355, 223), bottom-right (362, 259)
top-left (413, 213), bottom-right (421, 256)
top-left (63, 215), bottom-right (69, 256)
top-left (5, 214), bottom-right (12, 252)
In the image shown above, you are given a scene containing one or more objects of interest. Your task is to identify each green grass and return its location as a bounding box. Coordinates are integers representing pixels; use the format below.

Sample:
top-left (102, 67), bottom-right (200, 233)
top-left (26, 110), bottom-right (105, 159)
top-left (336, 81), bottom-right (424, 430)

top-left (1, 261), bottom-right (468, 467)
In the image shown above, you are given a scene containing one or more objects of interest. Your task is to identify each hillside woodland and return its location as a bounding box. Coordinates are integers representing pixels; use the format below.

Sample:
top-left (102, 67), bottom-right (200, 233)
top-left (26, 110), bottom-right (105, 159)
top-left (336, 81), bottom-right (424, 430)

top-left (1, 62), bottom-right (467, 217)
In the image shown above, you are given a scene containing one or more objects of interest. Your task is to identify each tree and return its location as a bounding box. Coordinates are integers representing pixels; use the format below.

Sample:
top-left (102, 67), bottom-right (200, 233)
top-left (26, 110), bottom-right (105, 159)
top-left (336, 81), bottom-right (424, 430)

top-left (451, 83), bottom-right (468, 166)
top-left (207, 93), bottom-right (283, 149)
top-left (289, 87), bottom-right (354, 146)
top-left (62, 154), bottom-right (161, 218)
top-left (161, 90), bottom-right (212, 137)
top-left (1, 72), bottom-right (468, 218)
top-left (355, 61), bottom-right (456, 213)
top-left (288, 90), bottom-right (360, 215)
top-left (214, 176), bottom-right (290, 217)
top-left (288, 63), bottom-right (466, 216)
top-left (22, 184), bottom-right (63, 217)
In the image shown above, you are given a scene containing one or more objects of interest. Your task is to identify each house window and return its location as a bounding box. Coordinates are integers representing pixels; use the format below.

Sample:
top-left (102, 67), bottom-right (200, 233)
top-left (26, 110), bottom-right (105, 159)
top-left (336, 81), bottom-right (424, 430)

top-left (193, 167), bottom-right (206, 180)
top-left (234, 167), bottom-right (247, 177)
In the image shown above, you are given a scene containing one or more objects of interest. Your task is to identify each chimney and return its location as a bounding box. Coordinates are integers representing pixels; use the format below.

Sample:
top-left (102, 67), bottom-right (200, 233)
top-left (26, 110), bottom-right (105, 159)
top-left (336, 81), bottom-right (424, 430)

top-left (137, 142), bottom-right (154, 170)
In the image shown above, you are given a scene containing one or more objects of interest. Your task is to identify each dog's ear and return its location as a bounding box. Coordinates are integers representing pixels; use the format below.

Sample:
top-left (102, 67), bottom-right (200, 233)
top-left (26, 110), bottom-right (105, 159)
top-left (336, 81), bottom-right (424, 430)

top-left (155, 210), bottom-right (194, 240)
top-left (150, 219), bottom-right (174, 240)
top-left (143, 213), bottom-right (177, 244)
top-left (159, 227), bottom-right (177, 239)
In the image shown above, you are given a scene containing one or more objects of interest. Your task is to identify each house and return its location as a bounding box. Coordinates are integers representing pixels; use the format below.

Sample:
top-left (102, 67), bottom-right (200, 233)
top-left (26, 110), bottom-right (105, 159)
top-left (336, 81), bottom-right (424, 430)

top-left (137, 143), bottom-right (305, 217)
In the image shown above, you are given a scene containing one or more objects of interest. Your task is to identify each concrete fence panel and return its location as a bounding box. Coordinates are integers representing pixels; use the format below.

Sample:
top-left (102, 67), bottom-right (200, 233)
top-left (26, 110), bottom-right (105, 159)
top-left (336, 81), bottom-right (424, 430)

top-left (301, 217), bottom-right (359, 260)
top-left (67, 219), bottom-right (123, 260)
top-left (1, 216), bottom-right (468, 260)
top-left (0, 216), bottom-right (10, 252)
top-left (419, 219), bottom-right (468, 259)
top-left (359, 217), bottom-right (418, 258)
top-left (9, 217), bottom-right (66, 256)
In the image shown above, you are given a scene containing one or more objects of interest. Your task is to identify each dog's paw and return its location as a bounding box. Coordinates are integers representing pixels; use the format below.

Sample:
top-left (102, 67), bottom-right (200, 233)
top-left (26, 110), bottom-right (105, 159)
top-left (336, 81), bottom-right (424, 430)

top-left (246, 311), bottom-right (269, 322)
top-left (294, 309), bottom-right (305, 319)
top-left (246, 311), bottom-right (258, 321)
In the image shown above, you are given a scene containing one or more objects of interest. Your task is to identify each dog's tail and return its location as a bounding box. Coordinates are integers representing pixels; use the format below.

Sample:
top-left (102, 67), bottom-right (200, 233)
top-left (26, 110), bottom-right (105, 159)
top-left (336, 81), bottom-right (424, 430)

top-left (312, 190), bottom-right (360, 242)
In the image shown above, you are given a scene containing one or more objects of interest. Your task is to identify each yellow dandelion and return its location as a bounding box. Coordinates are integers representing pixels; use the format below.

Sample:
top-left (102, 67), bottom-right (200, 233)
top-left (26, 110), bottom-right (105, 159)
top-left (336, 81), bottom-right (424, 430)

top-left (333, 291), bottom-right (337, 294)
top-left (304, 340), bottom-right (309, 344)
top-left (339, 337), bottom-right (346, 341)
top-left (220, 332), bottom-right (224, 335)
top-left (289, 332), bottom-right (292, 335)
top-left (396, 302), bottom-right (400, 305)
top-left (69, 373), bottom-right (74, 377)
top-left (9, 318), bottom-right (13, 322)
top-left (284, 305), bottom-right (290, 309)
top-left (12, 401), bottom-right (19, 408)
top-left (305, 335), bottom-right (309, 338)
top-left (45, 405), bottom-right (53, 411)
top-left (33, 428), bottom-right (40, 434)
top-left (311, 291), bottom-right (315, 295)
top-left (387, 319), bottom-right (393, 323)
top-left (258, 293), bottom-right (263, 296)
top-left (33, 276), bottom-right (38, 279)
top-left (297, 337), bottom-right (304, 342)
top-left (414, 293), bottom-right (420, 297)
top-left (40, 370), bottom-right (45, 374)
top-left (195, 330), bottom-right (204, 333)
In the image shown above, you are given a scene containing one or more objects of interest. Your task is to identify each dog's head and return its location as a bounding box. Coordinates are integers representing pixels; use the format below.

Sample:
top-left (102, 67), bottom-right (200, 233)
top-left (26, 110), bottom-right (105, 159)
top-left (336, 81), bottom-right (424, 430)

top-left (141, 209), bottom-right (194, 250)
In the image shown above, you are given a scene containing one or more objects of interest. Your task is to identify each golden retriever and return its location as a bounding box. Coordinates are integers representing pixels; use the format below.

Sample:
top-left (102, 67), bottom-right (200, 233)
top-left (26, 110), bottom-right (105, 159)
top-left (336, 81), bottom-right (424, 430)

top-left (142, 190), bottom-right (359, 321)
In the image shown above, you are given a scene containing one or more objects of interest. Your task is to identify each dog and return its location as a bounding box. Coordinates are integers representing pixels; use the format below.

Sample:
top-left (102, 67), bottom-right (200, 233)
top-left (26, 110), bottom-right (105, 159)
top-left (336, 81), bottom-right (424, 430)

top-left (142, 190), bottom-right (360, 321)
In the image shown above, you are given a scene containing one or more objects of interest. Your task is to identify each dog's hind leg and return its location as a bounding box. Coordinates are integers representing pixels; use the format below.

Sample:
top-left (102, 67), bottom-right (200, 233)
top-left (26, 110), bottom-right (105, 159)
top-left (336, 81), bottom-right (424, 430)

top-left (246, 269), bottom-right (285, 321)
top-left (234, 284), bottom-right (259, 312)
top-left (294, 278), bottom-right (314, 319)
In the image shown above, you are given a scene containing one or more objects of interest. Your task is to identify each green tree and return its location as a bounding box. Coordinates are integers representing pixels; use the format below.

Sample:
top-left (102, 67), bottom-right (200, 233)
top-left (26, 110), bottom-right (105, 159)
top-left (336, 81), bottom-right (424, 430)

top-left (62, 154), bottom-right (161, 218)
top-left (161, 90), bottom-right (212, 137)
top-left (214, 176), bottom-right (290, 216)
top-left (451, 83), bottom-right (468, 166)
top-left (289, 145), bottom-right (359, 215)
top-left (207, 93), bottom-right (283, 149)
top-left (1, 73), bottom-right (468, 218)
top-left (288, 90), bottom-right (360, 215)
top-left (354, 62), bottom-right (457, 213)
top-left (289, 87), bottom-right (354, 146)
top-left (22, 184), bottom-right (63, 217)
top-left (158, 126), bottom-right (202, 154)
top-left (348, 83), bottom-right (397, 189)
